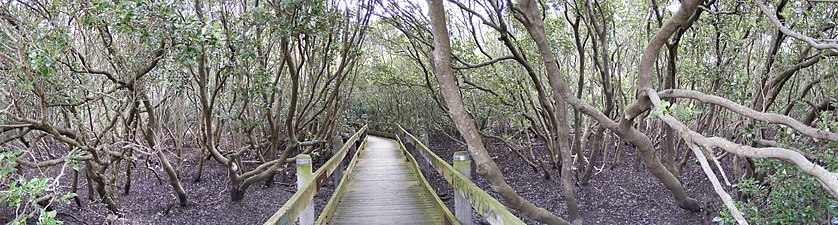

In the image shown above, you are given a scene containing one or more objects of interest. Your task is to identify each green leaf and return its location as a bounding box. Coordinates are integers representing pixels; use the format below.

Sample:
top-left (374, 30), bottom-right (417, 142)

top-left (648, 110), bottom-right (663, 119)
top-left (659, 100), bottom-right (671, 109)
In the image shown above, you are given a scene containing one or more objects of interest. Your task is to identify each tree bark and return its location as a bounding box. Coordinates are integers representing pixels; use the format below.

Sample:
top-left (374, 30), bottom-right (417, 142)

top-left (514, 0), bottom-right (702, 211)
top-left (426, 0), bottom-right (570, 224)
top-left (513, 0), bottom-right (582, 221)
top-left (141, 93), bottom-right (188, 207)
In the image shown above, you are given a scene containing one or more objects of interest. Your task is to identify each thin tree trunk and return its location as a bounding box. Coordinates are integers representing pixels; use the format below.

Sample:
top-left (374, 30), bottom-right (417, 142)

top-left (426, 0), bottom-right (571, 224)
top-left (516, 0), bottom-right (702, 212)
top-left (581, 126), bottom-right (605, 184)
top-left (141, 94), bottom-right (188, 207)
top-left (123, 157), bottom-right (132, 195)
top-left (71, 170), bottom-right (82, 208)
top-left (193, 145), bottom-right (206, 183)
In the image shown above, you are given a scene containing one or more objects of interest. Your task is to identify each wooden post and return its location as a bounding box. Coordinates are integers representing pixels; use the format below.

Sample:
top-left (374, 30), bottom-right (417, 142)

top-left (361, 129), bottom-right (367, 141)
top-left (332, 135), bottom-right (344, 185)
top-left (352, 130), bottom-right (360, 153)
top-left (418, 133), bottom-right (431, 172)
top-left (296, 154), bottom-right (314, 225)
top-left (453, 151), bottom-right (473, 225)
top-left (350, 131), bottom-right (358, 153)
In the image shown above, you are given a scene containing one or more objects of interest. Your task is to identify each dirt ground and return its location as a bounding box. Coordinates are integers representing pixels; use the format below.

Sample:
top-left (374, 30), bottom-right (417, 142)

top-left (420, 133), bottom-right (723, 225)
top-left (42, 155), bottom-right (302, 224)
top-left (7, 133), bottom-right (726, 224)
top-left (0, 145), bottom-right (340, 225)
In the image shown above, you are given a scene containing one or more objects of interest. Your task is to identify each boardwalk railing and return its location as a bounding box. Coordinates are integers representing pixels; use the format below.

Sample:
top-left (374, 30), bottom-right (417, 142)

top-left (314, 135), bottom-right (368, 224)
top-left (316, 126), bottom-right (457, 225)
top-left (393, 133), bottom-right (459, 225)
top-left (264, 126), bottom-right (367, 225)
top-left (265, 122), bottom-right (524, 225)
top-left (393, 124), bottom-right (526, 225)
top-left (366, 121), bottom-right (398, 138)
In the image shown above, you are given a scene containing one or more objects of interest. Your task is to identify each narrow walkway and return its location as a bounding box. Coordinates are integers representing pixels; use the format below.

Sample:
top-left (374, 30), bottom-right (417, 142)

top-left (330, 136), bottom-right (444, 224)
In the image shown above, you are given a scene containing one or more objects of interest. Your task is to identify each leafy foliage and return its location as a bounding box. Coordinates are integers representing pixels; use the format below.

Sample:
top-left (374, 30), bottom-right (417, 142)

top-left (718, 136), bottom-right (838, 224)
top-left (0, 150), bottom-right (75, 225)
top-left (648, 100), bottom-right (702, 120)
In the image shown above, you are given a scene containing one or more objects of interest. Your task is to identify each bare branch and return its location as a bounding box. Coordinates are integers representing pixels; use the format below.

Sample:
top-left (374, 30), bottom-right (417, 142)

top-left (665, 120), bottom-right (748, 224)
top-left (754, 0), bottom-right (838, 51)
top-left (453, 55), bottom-right (515, 69)
top-left (648, 88), bottom-right (838, 199)
top-left (658, 89), bottom-right (838, 141)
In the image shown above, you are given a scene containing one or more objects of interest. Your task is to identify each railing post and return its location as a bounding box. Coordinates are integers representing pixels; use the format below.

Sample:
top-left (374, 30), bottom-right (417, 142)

top-left (453, 151), bottom-right (473, 225)
top-left (296, 154), bottom-right (314, 225)
top-left (399, 127), bottom-right (405, 140)
top-left (332, 135), bottom-right (345, 186)
top-left (419, 133), bottom-right (431, 172)
top-left (360, 128), bottom-right (367, 141)
top-left (351, 132), bottom-right (358, 152)
top-left (353, 130), bottom-right (361, 153)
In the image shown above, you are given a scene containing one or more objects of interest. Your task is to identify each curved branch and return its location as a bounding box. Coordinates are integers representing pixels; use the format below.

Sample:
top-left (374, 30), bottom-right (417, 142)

top-left (754, 0), bottom-right (838, 51)
top-left (647, 89), bottom-right (838, 199)
top-left (453, 55), bottom-right (515, 69)
top-left (447, 0), bottom-right (500, 30)
top-left (658, 89), bottom-right (838, 141)
top-left (15, 154), bottom-right (93, 168)
top-left (691, 142), bottom-right (748, 224)
top-left (648, 91), bottom-right (750, 224)
top-left (461, 78), bottom-right (515, 107)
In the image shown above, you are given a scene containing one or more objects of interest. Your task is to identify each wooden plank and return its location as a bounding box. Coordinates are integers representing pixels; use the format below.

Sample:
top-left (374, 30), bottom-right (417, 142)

top-left (316, 137), bottom-right (369, 224)
top-left (366, 130), bottom-right (396, 139)
top-left (396, 125), bottom-right (526, 225)
top-left (395, 135), bottom-right (458, 225)
top-left (264, 126), bottom-right (367, 225)
top-left (328, 136), bottom-right (448, 225)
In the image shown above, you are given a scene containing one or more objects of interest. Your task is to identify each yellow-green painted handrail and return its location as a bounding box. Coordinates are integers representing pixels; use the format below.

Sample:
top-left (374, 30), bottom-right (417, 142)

top-left (315, 136), bottom-right (368, 224)
top-left (394, 124), bottom-right (526, 225)
top-left (263, 126), bottom-right (367, 225)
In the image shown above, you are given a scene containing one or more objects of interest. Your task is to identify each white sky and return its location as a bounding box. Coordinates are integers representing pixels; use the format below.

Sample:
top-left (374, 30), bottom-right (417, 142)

top-left (666, 1), bottom-right (681, 13)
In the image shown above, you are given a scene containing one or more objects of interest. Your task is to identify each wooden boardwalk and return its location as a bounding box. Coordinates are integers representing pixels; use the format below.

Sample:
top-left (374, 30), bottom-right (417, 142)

top-left (329, 136), bottom-right (445, 224)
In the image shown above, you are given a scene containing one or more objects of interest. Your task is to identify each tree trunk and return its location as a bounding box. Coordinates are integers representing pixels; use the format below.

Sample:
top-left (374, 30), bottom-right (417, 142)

top-left (617, 0), bottom-right (702, 211)
top-left (662, 43), bottom-right (680, 179)
top-left (516, 0), bottom-right (702, 212)
top-left (580, 126), bottom-right (605, 184)
top-left (580, 0), bottom-right (616, 184)
top-left (141, 95), bottom-right (189, 207)
top-left (123, 157), bottom-right (132, 195)
top-left (193, 146), bottom-right (206, 183)
top-left (426, 0), bottom-right (571, 224)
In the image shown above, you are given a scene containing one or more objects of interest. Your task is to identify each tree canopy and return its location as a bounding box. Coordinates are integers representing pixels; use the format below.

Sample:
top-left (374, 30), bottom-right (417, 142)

top-left (1, 0), bottom-right (836, 224)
